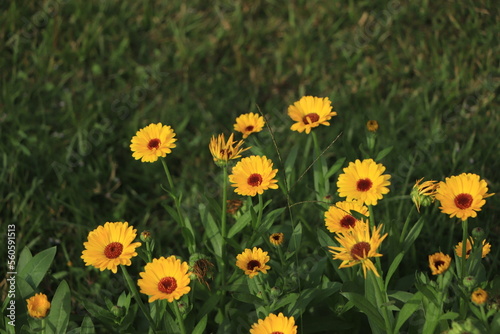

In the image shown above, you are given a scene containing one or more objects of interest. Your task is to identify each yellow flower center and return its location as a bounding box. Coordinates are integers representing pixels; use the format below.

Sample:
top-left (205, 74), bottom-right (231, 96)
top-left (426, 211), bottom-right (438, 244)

top-left (245, 125), bottom-right (254, 132)
top-left (104, 242), bottom-right (123, 259)
top-left (158, 277), bottom-right (177, 294)
top-left (148, 138), bottom-right (161, 150)
top-left (340, 215), bottom-right (356, 228)
top-left (454, 193), bottom-right (473, 209)
top-left (356, 178), bottom-right (373, 192)
top-left (351, 242), bottom-right (370, 260)
top-left (303, 113), bottom-right (320, 124)
top-left (247, 260), bottom-right (261, 271)
top-left (247, 173), bottom-right (263, 187)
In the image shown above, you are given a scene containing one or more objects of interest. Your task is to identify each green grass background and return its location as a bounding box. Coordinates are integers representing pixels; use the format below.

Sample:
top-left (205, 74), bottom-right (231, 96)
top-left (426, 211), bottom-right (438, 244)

top-left (1, 0), bottom-right (499, 332)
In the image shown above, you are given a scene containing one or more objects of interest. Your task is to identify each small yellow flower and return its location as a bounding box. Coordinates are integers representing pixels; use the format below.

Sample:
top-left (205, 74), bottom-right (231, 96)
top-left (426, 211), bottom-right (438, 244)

top-left (435, 173), bottom-right (494, 221)
top-left (288, 96), bottom-right (337, 134)
top-left (329, 222), bottom-right (387, 278)
top-left (428, 252), bottom-right (452, 275)
top-left (209, 133), bottom-right (249, 166)
top-left (26, 293), bottom-right (51, 319)
top-left (337, 159), bottom-right (391, 206)
top-left (236, 247), bottom-right (270, 278)
top-left (366, 120), bottom-right (379, 132)
top-left (138, 256), bottom-right (191, 302)
top-left (471, 288), bottom-right (488, 305)
top-left (81, 222), bottom-right (141, 274)
top-left (130, 123), bottom-right (177, 163)
top-left (324, 200), bottom-right (369, 234)
top-left (250, 312), bottom-right (297, 334)
top-left (411, 178), bottom-right (439, 212)
top-left (455, 238), bottom-right (491, 259)
top-left (269, 233), bottom-right (284, 246)
top-left (229, 155), bottom-right (279, 196)
top-left (233, 113), bottom-right (265, 138)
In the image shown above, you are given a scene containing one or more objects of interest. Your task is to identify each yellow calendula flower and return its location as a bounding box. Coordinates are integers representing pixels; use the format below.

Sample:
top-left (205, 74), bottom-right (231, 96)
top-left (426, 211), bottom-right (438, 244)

top-left (329, 222), bottom-right (387, 278)
top-left (324, 200), bottom-right (369, 234)
top-left (366, 120), bottom-right (379, 132)
top-left (269, 233), bottom-right (284, 246)
top-left (130, 123), bottom-right (177, 163)
top-left (471, 288), bottom-right (488, 305)
top-left (138, 256), bottom-right (191, 302)
top-left (229, 155), bottom-right (279, 196)
top-left (411, 178), bottom-right (439, 212)
top-left (435, 173), bottom-right (493, 221)
top-left (288, 96), bottom-right (337, 134)
top-left (234, 113), bottom-right (265, 138)
top-left (250, 312), bottom-right (297, 334)
top-left (236, 247), bottom-right (270, 278)
top-left (26, 293), bottom-right (51, 319)
top-left (337, 159), bottom-right (391, 206)
top-left (81, 222), bottom-right (141, 274)
top-left (428, 252), bottom-right (452, 275)
top-left (209, 133), bottom-right (249, 166)
top-left (455, 238), bottom-right (491, 259)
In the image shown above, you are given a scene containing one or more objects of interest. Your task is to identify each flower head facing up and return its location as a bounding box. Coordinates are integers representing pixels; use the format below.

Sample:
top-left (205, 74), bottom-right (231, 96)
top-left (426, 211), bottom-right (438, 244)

top-left (324, 200), bottom-right (369, 234)
top-left (81, 222), bottom-right (141, 274)
top-left (233, 113), bottom-right (265, 138)
top-left (435, 173), bottom-right (493, 221)
top-left (366, 120), bottom-right (379, 132)
top-left (471, 288), bottom-right (488, 305)
top-left (130, 123), bottom-right (177, 163)
top-left (428, 252), bottom-right (452, 275)
top-left (26, 293), bottom-right (51, 319)
top-left (329, 222), bottom-right (388, 278)
top-left (411, 178), bottom-right (439, 212)
top-left (229, 155), bottom-right (278, 196)
top-left (236, 247), bottom-right (270, 278)
top-left (337, 159), bottom-right (391, 206)
top-left (288, 96), bottom-right (337, 134)
top-left (250, 312), bottom-right (297, 334)
top-left (269, 233), bottom-right (285, 246)
top-left (455, 238), bottom-right (491, 259)
top-left (138, 256), bottom-right (191, 302)
top-left (209, 133), bottom-right (249, 167)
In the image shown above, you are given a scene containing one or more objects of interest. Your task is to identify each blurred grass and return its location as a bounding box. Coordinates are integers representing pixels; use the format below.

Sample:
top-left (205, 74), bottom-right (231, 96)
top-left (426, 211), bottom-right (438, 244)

top-left (1, 0), bottom-right (499, 330)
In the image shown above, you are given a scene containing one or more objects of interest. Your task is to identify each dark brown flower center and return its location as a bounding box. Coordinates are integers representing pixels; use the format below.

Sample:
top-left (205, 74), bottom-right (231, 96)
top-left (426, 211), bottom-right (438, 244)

top-left (454, 193), bottom-right (473, 209)
top-left (245, 125), bottom-right (254, 132)
top-left (351, 242), bottom-right (371, 260)
top-left (340, 215), bottom-right (357, 228)
top-left (247, 173), bottom-right (263, 187)
top-left (303, 113), bottom-right (320, 124)
top-left (357, 178), bottom-right (373, 192)
top-left (271, 332), bottom-right (284, 334)
top-left (148, 138), bottom-right (161, 150)
top-left (434, 260), bottom-right (445, 269)
top-left (158, 277), bottom-right (177, 294)
top-left (247, 260), bottom-right (261, 271)
top-left (272, 235), bottom-right (280, 241)
top-left (104, 242), bottom-right (123, 259)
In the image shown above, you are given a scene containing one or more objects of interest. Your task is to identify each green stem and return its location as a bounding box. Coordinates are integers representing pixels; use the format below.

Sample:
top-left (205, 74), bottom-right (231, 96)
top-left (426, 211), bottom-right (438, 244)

top-left (256, 194), bottom-right (264, 229)
top-left (399, 206), bottom-right (415, 244)
top-left (41, 318), bottom-right (46, 334)
top-left (160, 158), bottom-right (174, 190)
top-left (219, 167), bottom-right (228, 311)
top-left (120, 265), bottom-right (157, 333)
top-left (254, 274), bottom-right (270, 306)
top-left (461, 219), bottom-right (468, 279)
top-left (173, 300), bottom-right (187, 334)
top-left (368, 205), bottom-right (375, 230)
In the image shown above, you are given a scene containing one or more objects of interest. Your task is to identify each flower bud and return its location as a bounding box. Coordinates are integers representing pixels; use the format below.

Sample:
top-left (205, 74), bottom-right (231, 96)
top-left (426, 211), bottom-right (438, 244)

top-left (462, 276), bottom-right (476, 289)
top-left (140, 230), bottom-right (152, 243)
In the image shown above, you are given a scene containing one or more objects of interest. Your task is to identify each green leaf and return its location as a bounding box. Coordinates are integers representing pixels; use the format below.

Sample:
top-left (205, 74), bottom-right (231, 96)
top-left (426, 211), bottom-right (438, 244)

top-left (375, 146), bottom-right (393, 161)
top-left (394, 292), bottom-right (422, 333)
top-left (341, 292), bottom-right (386, 331)
top-left (228, 210), bottom-right (251, 238)
top-left (325, 157), bottom-right (346, 179)
top-left (385, 252), bottom-right (405, 290)
top-left (16, 247), bottom-right (33, 273)
top-left (45, 280), bottom-right (71, 334)
top-left (80, 316), bottom-right (95, 334)
top-left (192, 315), bottom-right (208, 334)
top-left (287, 222), bottom-right (302, 254)
top-left (438, 312), bottom-right (459, 321)
top-left (403, 217), bottom-right (424, 252)
top-left (18, 246), bottom-right (57, 298)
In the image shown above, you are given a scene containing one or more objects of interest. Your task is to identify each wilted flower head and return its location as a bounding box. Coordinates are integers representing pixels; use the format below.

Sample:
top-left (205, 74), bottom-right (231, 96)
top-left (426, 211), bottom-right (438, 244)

top-left (209, 133), bottom-right (249, 167)
top-left (411, 178), bottom-right (439, 212)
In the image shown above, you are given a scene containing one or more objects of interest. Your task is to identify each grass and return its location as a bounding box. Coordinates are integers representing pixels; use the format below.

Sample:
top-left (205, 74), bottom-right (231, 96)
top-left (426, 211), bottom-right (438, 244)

top-left (1, 0), bottom-right (499, 333)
